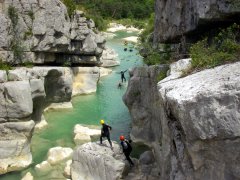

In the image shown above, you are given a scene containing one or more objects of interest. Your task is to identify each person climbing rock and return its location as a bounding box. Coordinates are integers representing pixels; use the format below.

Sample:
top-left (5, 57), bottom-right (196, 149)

top-left (117, 70), bottom-right (128, 83)
top-left (100, 119), bottom-right (113, 149)
top-left (119, 135), bottom-right (134, 166)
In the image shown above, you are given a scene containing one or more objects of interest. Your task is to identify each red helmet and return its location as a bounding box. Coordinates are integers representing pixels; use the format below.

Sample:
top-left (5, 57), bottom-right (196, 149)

top-left (119, 135), bottom-right (125, 141)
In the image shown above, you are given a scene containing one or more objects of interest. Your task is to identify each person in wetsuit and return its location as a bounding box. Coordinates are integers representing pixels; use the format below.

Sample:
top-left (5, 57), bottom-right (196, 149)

top-left (120, 70), bottom-right (127, 83)
top-left (100, 119), bottom-right (113, 149)
top-left (120, 135), bottom-right (134, 166)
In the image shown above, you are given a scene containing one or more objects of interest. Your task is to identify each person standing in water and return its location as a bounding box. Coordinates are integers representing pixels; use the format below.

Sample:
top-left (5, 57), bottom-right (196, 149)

top-left (117, 70), bottom-right (127, 83)
top-left (119, 135), bottom-right (134, 166)
top-left (100, 119), bottom-right (113, 149)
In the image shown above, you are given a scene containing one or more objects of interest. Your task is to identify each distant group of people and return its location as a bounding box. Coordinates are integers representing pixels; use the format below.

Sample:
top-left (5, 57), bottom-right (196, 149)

top-left (99, 119), bottom-right (134, 166)
top-left (124, 41), bottom-right (134, 52)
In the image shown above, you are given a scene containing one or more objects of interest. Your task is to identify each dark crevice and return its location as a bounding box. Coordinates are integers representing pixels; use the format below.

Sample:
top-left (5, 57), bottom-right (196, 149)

top-left (166, 105), bottom-right (194, 178)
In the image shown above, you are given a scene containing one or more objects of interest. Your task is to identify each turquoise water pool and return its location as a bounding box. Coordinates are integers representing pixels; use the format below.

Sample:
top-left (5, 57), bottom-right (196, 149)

top-left (0, 31), bottom-right (143, 180)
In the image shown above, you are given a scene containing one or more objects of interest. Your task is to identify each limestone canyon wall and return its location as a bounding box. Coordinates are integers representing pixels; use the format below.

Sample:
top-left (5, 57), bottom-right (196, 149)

top-left (124, 61), bottom-right (240, 179)
top-left (0, 0), bottom-right (105, 65)
top-left (154, 0), bottom-right (240, 43)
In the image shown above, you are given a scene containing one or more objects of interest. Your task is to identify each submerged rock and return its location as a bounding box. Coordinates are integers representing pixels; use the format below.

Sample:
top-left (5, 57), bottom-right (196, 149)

top-left (21, 172), bottom-right (34, 180)
top-left (71, 141), bottom-right (127, 180)
top-left (124, 60), bottom-right (240, 179)
top-left (44, 102), bottom-right (73, 112)
top-left (47, 147), bottom-right (73, 165)
top-left (35, 161), bottom-right (52, 175)
top-left (99, 67), bottom-right (112, 77)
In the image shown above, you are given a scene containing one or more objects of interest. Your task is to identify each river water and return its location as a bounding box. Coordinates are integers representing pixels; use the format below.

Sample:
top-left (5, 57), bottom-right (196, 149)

top-left (0, 31), bottom-right (143, 180)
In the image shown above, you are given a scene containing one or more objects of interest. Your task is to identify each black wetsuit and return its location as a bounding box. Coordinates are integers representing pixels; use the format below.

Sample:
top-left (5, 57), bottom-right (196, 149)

top-left (120, 70), bottom-right (127, 83)
top-left (100, 124), bottom-right (112, 147)
top-left (120, 140), bottom-right (134, 166)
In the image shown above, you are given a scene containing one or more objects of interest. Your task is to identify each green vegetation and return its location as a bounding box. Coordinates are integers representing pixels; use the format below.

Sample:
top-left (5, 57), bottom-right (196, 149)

top-left (85, 15), bottom-right (108, 31)
top-left (0, 58), bottom-right (12, 71)
top-left (141, 43), bottom-right (172, 66)
top-left (157, 69), bottom-right (168, 82)
top-left (139, 13), bottom-right (154, 43)
top-left (24, 28), bottom-right (33, 40)
top-left (75, 0), bottom-right (154, 31)
top-left (77, 0), bottom-right (153, 19)
top-left (137, 13), bottom-right (173, 66)
top-left (27, 10), bottom-right (35, 21)
top-left (10, 41), bottom-right (25, 62)
top-left (22, 61), bottom-right (34, 68)
top-left (190, 23), bottom-right (240, 71)
top-left (63, 60), bottom-right (72, 67)
top-left (227, 0), bottom-right (240, 8)
top-left (62, 0), bottom-right (76, 18)
top-left (8, 6), bottom-right (24, 62)
top-left (8, 5), bottom-right (18, 29)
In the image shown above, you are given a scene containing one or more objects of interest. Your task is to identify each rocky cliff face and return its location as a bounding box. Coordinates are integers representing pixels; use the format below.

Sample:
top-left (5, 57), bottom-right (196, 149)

top-left (0, 65), bottom-right (107, 174)
top-left (0, 67), bottom-right (71, 174)
top-left (0, 0), bottom-right (105, 65)
top-left (154, 0), bottom-right (240, 43)
top-left (71, 141), bottom-right (126, 180)
top-left (124, 61), bottom-right (240, 179)
top-left (123, 65), bottom-right (168, 144)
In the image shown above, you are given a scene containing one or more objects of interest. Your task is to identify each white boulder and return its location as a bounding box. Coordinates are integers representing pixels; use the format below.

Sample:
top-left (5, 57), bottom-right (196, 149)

top-left (47, 147), bottom-right (73, 165)
top-left (71, 141), bottom-right (127, 180)
top-left (100, 48), bottom-right (120, 67)
top-left (64, 160), bottom-right (72, 179)
top-left (35, 161), bottom-right (52, 175)
top-left (0, 70), bottom-right (7, 83)
top-left (161, 58), bottom-right (192, 83)
top-left (73, 125), bottom-right (101, 145)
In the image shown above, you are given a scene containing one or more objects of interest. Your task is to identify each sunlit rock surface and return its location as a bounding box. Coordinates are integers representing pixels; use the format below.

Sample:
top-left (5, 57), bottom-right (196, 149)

top-left (73, 124), bottom-right (101, 145)
top-left (0, 67), bottom-right (72, 174)
top-left (72, 67), bottom-right (100, 96)
top-left (35, 147), bottom-right (73, 178)
top-left (100, 47), bottom-right (120, 67)
top-left (71, 141), bottom-right (127, 180)
top-left (124, 60), bottom-right (240, 179)
top-left (0, 0), bottom-right (105, 66)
